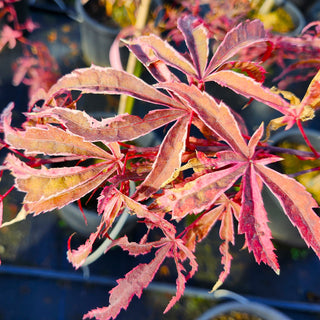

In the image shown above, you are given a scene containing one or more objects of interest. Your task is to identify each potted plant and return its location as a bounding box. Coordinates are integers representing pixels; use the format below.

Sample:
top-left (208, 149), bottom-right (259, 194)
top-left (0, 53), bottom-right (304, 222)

top-left (1, 12), bottom-right (320, 320)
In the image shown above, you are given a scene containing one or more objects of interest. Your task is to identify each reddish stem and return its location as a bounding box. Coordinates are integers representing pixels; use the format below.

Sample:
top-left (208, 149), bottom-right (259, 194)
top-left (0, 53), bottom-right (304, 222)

top-left (297, 119), bottom-right (320, 158)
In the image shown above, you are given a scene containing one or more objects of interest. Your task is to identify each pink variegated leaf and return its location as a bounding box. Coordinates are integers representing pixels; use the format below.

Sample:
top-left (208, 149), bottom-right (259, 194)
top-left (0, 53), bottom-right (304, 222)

top-left (178, 16), bottom-right (208, 79)
top-left (206, 70), bottom-right (292, 115)
top-left (273, 59), bottom-right (320, 86)
top-left (158, 82), bottom-right (249, 157)
top-left (109, 26), bottom-right (135, 70)
top-left (36, 107), bottom-right (187, 143)
top-left (135, 115), bottom-right (189, 200)
top-left (239, 164), bottom-right (279, 273)
top-left (106, 235), bottom-right (169, 257)
top-left (164, 256), bottom-right (186, 313)
top-left (120, 192), bottom-right (176, 237)
top-left (127, 39), bottom-right (179, 83)
top-left (248, 123), bottom-right (264, 158)
top-left (157, 164), bottom-right (246, 220)
top-left (212, 241), bottom-right (233, 292)
top-left (46, 66), bottom-right (185, 110)
top-left (255, 163), bottom-right (320, 258)
top-left (131, 34), bottom-right (198, 78)
top-left (67, 223), bottom-right (104, 269)
top-left (165, 238), bottom-right (198, 313)
top-left (84, 243), bottom-right (171, 320)
top-left (2, 105), bottom-right (113, 159)
top-left (6, 154), bottom-right (116, 215)
top-left (205, 19), bottom-right (267, 75)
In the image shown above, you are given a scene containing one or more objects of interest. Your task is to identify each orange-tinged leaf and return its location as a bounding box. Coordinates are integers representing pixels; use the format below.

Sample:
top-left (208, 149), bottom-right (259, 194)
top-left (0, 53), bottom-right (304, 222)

top-left (301, 69), bottom-right (320, 110)
top-left (6, 154), bottom-right (116, 214)
top-left (157, 164), bottom-right (246, 220)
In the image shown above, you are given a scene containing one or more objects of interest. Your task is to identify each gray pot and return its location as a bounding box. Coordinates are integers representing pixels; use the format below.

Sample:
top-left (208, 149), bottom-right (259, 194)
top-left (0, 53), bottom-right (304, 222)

top-left (76, 0), bottom-right (121, 66)
top-left (197, 301), bottom-right (292, 320)
top-left (275, 0), bottom-right (305, 36)
top-left (264, 128), bottom-right (320, 247)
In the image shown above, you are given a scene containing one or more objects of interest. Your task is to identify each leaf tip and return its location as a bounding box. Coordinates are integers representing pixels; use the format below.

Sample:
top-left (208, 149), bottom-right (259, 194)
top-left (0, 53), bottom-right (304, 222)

top-left (209, 279), bottom-right (223, 293)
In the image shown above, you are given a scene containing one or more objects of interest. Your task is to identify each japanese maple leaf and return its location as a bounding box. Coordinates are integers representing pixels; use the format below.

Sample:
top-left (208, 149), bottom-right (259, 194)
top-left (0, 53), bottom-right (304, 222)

top-left (155, 82), bottom-right (320, 278)
top-left (1, 103), bottom-right (123, 217)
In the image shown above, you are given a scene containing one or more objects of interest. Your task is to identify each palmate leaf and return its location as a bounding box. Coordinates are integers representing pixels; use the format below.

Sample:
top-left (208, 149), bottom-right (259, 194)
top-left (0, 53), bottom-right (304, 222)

top-left (45, 66), bottom-right (185, 110)
top-left (5, 154), bottom-right (116, 215)
top-left (158, 82), bottom-right (249, 156)
top-left (35, 107), bottom-right (187, 143)
top-left (205, 19), bottom-right (268, 75)
top-left (156, 164), bottom-right (246, 220)
top-left (2, 105), bottom-right (113, 159)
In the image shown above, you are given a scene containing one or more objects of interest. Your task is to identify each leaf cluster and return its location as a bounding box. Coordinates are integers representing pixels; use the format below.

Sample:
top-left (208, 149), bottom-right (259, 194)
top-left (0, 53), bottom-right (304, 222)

top-left (1, 13), bottom-right (320, 320)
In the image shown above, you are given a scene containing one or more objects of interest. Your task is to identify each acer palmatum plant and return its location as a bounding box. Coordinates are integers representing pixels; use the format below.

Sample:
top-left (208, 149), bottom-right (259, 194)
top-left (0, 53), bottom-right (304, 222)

top-left (1, 16), bottom-right (320, 320)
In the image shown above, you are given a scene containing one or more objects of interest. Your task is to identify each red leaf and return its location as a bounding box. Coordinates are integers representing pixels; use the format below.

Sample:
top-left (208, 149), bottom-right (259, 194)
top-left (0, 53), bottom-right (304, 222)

top-left (83, 244), bottom-right (171, 320)
top-left (239, 164), bottom-right (279, 273)
top-left (256, 163), bottom-right (320, 258)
